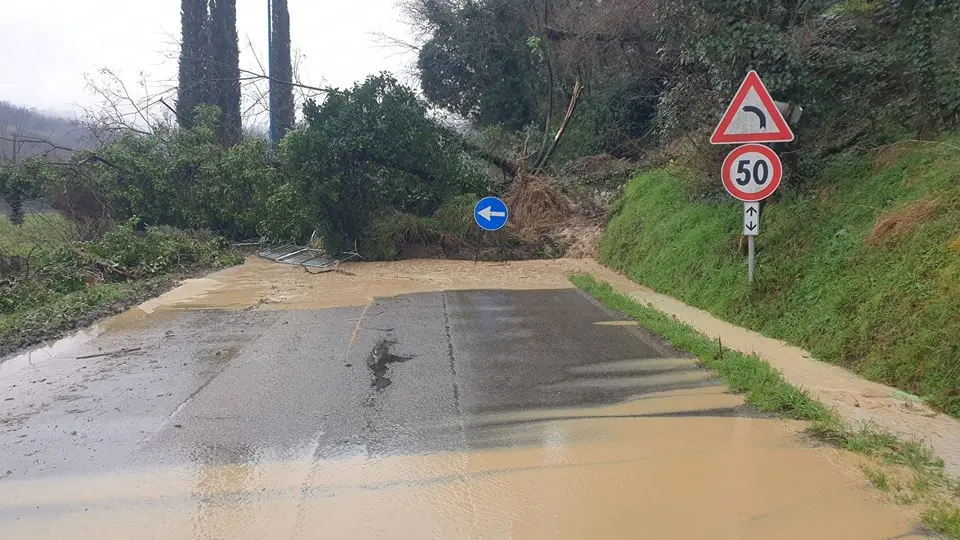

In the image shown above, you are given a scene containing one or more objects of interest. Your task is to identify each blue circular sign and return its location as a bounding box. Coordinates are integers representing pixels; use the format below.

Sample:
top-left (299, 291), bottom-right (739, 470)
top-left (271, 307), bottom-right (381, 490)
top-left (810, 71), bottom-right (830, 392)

top-left (474, 196), bottom-right (509, 232)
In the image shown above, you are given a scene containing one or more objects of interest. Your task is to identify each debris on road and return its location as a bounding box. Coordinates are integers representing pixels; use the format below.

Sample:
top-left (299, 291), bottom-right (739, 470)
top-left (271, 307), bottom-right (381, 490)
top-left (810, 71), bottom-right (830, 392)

top-left (258, 239), bottom-right (362, 270)
top-left (75, 347), bottom-right (142, 360)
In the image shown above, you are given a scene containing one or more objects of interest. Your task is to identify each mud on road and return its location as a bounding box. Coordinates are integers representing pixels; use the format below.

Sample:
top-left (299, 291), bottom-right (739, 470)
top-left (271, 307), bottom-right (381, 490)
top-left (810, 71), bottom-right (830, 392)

top-left (0, 258), bottom-right (936, 539)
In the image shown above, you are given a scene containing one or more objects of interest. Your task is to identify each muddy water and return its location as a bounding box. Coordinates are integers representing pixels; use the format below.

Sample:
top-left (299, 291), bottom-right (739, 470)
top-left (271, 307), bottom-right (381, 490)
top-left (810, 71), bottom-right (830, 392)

top-left (131, 256), bottom-right (613, 312)
top-left (0, 257), bottom-right (933, 538)
top-left (0, 393), bottom-right (925, 539)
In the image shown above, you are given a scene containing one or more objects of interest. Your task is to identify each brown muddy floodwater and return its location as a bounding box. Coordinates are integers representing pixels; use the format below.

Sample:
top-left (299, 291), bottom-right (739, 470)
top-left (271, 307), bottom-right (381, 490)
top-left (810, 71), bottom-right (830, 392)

top-left (0, 257), bottom-right (932, 539)
top-left (0, 393), bottom-right (927, 539)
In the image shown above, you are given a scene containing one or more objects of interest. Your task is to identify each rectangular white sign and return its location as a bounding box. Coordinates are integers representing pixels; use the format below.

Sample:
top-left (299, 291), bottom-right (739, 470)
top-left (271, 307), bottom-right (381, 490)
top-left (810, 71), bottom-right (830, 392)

top-left (743, 202), bottom-right (760, 236)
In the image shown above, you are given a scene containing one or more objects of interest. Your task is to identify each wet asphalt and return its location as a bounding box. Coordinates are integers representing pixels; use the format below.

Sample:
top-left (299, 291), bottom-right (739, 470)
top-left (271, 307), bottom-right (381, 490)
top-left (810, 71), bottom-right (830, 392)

top-left (0, 289), bottom-right (720, 478)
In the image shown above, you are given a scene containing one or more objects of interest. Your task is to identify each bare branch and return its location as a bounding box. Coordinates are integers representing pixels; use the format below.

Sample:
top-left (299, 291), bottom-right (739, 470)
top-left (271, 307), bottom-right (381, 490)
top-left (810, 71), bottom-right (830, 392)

top-left (237, 68), bottom-right (338, 95)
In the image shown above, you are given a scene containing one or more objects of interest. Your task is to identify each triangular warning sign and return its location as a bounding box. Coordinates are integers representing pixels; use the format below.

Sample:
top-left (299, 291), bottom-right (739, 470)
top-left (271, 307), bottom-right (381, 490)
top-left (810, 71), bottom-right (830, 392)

top-left (710, 71), bottom-right (794, 145)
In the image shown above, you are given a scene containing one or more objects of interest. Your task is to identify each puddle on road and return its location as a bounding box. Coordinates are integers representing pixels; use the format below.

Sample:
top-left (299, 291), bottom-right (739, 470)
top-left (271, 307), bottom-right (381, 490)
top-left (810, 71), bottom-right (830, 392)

top-left (0, 326), bottom-right (103, 379)
top-left (0, 391), bottom-right (926, 539)
top-left (0, 308), bottom-right (173, 377)
top-left (367, 339), bottom-right (412, 390)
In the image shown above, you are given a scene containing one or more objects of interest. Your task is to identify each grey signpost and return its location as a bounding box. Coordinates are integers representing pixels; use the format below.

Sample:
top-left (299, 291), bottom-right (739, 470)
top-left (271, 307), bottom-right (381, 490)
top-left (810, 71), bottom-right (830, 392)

top-left (743, 202), bottom-right (759, 282)
top-left (710, 71), bottom-right (795, 283)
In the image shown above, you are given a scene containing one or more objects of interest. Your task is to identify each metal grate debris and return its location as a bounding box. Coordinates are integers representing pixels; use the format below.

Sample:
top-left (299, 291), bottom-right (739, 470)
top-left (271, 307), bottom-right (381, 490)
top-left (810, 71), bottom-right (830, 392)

top-left (258, 245), bottom-right (333, 268)
top-left (258, 241), bottom-right (362, 269)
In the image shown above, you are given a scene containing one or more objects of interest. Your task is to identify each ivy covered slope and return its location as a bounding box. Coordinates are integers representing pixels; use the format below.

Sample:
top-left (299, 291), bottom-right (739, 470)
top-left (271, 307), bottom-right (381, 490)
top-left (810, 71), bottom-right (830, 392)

top-left (600, 139), bottom-right (960, 417)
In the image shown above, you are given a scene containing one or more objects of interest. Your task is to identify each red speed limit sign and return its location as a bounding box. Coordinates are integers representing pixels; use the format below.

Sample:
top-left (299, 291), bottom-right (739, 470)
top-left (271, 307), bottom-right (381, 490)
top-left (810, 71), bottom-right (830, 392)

top-left (721, 144), bottom-right (783, 202)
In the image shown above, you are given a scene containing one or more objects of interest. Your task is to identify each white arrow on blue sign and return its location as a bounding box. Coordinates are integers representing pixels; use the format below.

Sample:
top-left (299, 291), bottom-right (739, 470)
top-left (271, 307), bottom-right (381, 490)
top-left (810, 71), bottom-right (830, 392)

top-left (474, 196), bottom-right (509, 232)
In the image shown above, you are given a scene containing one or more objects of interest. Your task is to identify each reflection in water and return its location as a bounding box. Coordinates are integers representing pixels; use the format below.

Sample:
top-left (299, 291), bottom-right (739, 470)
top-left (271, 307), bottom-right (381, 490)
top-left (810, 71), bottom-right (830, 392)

top-left (0, 326), bottom-right (103, 378)
top-left (541, 425), bottom-right (568, 466)
top-left (191, 444), bottom-right (259, 540)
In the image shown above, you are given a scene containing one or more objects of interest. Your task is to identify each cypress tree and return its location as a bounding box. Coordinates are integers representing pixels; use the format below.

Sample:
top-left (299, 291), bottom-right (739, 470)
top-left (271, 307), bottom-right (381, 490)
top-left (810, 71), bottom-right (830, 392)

top-left (209, 0), bottom-right (242, 147)
top-left (176, 0), bottom-right (211, 128)
top-left (270, 0), bottom-right (296, 137)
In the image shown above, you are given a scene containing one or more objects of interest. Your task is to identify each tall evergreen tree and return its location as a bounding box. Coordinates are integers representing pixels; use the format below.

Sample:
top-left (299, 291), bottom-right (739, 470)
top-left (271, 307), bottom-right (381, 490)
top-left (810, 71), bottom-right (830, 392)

top-left (176, 0), bottom-right (211, 128)
top-left (270, 0), bottom-right (296, 138)
top-left (209, 0), bottom-right (242, 147)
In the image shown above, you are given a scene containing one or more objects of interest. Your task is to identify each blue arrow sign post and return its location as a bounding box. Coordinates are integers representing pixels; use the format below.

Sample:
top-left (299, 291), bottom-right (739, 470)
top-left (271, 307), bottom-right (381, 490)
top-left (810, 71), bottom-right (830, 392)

top-left (474, 197), bottom-right (509, 232)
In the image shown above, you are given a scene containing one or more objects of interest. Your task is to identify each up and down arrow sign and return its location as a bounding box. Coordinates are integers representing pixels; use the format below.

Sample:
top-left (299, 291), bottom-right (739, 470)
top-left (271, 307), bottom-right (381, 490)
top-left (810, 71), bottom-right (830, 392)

top-left (743, 202), bottom-right (760, 236)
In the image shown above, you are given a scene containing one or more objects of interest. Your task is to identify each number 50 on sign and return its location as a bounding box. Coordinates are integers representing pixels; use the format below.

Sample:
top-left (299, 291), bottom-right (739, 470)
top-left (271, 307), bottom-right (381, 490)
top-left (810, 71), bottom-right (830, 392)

top-left (721, 143), bottom-right (783, 202)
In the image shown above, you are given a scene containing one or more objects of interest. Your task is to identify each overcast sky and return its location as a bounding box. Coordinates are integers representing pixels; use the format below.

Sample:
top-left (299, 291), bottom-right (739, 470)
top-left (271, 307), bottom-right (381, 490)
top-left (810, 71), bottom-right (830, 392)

top-left (0, 0), bottom-right (418, 119)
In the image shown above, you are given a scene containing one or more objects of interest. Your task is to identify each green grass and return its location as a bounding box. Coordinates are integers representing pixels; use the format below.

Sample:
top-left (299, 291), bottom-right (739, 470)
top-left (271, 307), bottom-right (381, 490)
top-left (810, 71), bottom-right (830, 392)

top-left (0, 279), bottom-right (170, 347)
top-left (599, 137), bottom-right (960, 416)
top-left (0, 213), bottom-right (76, 256)
top-left (861, 465), bottom-right (891, 491)
top-left (925, 506), bottom-right (960, 537)
top-left (572, 274), bottom-right (960, 537)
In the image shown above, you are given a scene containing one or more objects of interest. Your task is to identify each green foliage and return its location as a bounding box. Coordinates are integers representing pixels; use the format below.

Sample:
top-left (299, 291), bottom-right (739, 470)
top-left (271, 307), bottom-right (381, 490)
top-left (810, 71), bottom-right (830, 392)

top-left (55, 106), bottom-right (274, 240)
top-left (0, 279), bottom-right (167, 356)
top-left (1, 218), bottom-right (239, 311)
top-left (0, 216), bottom-right (241, 352)
top-left (0, 158), bottom-right (49, 226)
top-left (417, 1), bottom-right (541, 130)
top-left (654, 0), bottom-right (960, 157)
top-left (86, 218), bottom-right (242, 278)
top-left (925, 505), bottom-right (960, 538)
top-left (410, 0), bottom-right (960, 174)
top-left (280, 73), bottom-right (487, 252)
top-left (359, 194), bottom-right (481, 261)
top-left (359, 212), bottom-right (429, 261)
top-left (553, 74), bottom-right (661, 161)
top-left (598, 137), bottom-right (960, 416)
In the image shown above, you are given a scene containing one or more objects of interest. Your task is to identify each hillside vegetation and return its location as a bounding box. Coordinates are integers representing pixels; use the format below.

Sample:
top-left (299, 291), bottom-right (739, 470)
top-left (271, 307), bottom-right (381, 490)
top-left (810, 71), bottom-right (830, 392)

top-left (600, 138), bottom-right (960, 416)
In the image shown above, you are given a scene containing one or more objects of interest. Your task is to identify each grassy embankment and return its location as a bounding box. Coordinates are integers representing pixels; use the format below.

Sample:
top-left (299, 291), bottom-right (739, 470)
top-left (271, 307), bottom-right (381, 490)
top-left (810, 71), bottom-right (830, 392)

top-left (0, 215), bottom-right (242, 356)
top-left (598, 137), bottom-right (960, 417)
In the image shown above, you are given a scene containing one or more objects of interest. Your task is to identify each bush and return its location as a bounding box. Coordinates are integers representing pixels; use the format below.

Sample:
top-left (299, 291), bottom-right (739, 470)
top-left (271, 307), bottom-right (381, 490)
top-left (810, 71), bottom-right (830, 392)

top-left (86, 219), bottom-right (242, 278)
top-left (278, 74), bottom-right (488, 252)
top-left (0, 219), bottom-right (241, 316)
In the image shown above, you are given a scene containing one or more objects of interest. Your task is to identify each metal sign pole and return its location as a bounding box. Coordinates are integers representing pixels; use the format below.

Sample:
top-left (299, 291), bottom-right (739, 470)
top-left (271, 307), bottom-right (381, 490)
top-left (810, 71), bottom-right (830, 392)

top-left (747, 236), bottom-right (756, 284)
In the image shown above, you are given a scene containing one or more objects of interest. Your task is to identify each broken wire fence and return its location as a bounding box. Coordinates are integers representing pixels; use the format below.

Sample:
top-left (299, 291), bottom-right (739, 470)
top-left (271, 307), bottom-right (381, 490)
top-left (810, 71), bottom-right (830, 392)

top-left (257, 242), bottom-right (361, 270)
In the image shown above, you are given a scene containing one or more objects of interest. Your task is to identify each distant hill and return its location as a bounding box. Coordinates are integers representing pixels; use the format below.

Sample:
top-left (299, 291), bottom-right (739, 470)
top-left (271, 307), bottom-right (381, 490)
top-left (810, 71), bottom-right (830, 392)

top-left (0, 101), bottom-right (95, 160)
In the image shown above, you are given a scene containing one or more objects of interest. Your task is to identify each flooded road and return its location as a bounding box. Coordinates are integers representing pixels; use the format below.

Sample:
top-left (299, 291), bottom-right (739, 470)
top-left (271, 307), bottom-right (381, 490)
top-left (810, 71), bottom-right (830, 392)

top-left (0, 259), bottom-right (932, 538)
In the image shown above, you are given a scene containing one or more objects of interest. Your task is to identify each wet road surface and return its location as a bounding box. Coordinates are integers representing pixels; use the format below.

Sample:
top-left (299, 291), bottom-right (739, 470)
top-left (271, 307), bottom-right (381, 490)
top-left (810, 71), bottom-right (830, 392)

top-left (0, 260), bottom-right (933, 539)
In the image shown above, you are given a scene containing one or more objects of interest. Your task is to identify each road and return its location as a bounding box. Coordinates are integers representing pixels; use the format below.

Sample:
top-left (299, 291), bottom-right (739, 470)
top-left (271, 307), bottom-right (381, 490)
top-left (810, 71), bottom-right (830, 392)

top-left (0, 259), bottom-right (931, 539)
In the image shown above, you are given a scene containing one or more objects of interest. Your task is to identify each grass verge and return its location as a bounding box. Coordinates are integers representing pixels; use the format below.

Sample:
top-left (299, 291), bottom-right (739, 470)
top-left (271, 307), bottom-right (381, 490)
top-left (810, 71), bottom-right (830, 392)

top-left (571, 273), bottom-right (960, 537)
top-left (0, 277), bottom-right (174, 357)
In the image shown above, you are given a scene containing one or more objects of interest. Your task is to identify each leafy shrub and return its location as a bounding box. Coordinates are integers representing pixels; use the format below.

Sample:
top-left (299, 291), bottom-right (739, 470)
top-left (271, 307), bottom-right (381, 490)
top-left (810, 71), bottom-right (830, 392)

top-left (0, 219), bottom-right (241, 316)
top-left (86, 219), bottom-right (242, 278)
top-left (279, 73), bottom-right (488, 252)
